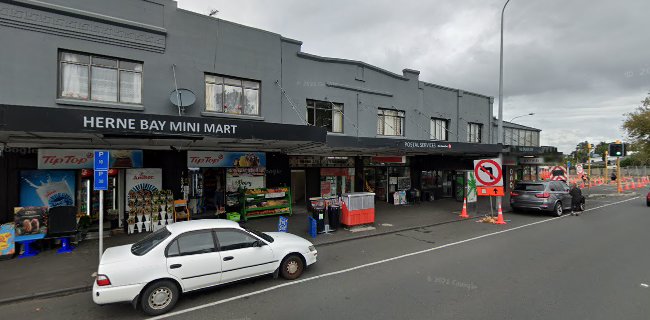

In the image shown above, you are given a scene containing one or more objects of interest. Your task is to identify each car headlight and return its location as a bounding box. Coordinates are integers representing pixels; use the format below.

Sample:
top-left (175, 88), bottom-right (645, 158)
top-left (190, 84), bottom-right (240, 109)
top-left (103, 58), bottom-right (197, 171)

top-left (309, 245), bottom-right (317, 252)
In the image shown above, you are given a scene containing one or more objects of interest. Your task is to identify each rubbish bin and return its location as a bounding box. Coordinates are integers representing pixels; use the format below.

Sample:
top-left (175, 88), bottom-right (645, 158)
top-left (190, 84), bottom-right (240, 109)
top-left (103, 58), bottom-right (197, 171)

top-left (312, 206), bottom-right (326, 233)
top-left (327, 205), bottom-right (341, 231)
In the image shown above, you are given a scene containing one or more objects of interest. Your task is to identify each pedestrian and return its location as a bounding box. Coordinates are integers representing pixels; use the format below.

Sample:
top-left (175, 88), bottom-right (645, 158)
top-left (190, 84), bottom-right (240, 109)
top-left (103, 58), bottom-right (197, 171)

top-left (569, 183), bottom-right (582, 216)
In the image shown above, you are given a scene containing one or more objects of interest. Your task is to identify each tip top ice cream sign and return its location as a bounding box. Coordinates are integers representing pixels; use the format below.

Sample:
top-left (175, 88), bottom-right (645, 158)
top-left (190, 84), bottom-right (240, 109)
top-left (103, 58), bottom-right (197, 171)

top-left (83, 116), bottom-right (238, 135)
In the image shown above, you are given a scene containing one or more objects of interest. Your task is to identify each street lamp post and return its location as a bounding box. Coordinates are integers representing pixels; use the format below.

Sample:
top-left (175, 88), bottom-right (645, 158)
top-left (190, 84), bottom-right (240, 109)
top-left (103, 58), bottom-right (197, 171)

top-left (497, 0), bottom-right (511, 214)
top-left (509, 112), bottom-right (534, 123)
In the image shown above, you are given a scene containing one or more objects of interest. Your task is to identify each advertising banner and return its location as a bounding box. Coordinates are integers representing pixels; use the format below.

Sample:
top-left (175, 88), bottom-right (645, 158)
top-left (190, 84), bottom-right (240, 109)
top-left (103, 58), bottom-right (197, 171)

top-left (226, 168), bottom-right (265, 192)
top-left (0, 224), bottom-right (16, 257)
top-left (188, 151), bottom-right (266, 168)
top-left (37, 149), bottom-right (143, 169)
top-left (13, 207), bottom-right (48, 236)
top-left (125, 168), bottom-right (162, 212)
top-left (466, 171), bottom-right (477, 203)
top-left (20, 170), bottom-right (76, 208)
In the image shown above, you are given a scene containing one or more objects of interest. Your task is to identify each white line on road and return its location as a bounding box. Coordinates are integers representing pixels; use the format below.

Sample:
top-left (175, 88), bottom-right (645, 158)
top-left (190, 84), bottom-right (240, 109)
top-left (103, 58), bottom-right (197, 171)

top-left (149, 196), bottom-right (640, 320)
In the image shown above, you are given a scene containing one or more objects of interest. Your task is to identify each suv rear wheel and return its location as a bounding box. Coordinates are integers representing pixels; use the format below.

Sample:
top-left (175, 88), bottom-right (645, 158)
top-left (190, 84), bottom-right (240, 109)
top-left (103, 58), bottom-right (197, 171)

top-left (553, 202), bottom-right (563, 217)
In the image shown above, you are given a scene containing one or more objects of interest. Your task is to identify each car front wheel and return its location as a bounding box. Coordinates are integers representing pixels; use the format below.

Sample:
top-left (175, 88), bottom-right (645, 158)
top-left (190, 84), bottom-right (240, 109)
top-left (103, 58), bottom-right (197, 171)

top-left (280, 254), bottom-right (304, 280)
top-left (140, 280), bottom-right (179, 316)
top-left (553, 202), bottom-right (563, 217)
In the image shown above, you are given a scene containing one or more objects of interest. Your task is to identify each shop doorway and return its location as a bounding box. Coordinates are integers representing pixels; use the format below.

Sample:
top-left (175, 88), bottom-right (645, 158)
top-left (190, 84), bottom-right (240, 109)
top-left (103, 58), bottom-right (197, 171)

top-left (291, 170), bottom-right (306, 204)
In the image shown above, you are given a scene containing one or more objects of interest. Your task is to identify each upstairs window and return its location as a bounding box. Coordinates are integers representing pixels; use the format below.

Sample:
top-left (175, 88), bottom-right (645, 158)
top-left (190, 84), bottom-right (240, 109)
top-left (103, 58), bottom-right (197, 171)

top-left (377, 108), bottom-right (405, 136)
top-left (467, 123), bottom-right (482, 143)
top-left (306, 99), bottom-right (343, 133)
top-left (205, 75), bottom-right (260, 116)
top-left (430, 118), bottom-right (448, 141)
top-left (59, 51), bottom-right (142, 104)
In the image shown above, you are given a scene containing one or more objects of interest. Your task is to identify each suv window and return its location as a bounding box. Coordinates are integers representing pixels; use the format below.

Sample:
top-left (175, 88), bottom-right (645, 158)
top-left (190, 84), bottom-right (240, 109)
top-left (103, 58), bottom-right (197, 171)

top-left (167, 230), bottom-right (216, 257)
top-left (514, 183), bottom-right (545, 191)
top-left (215, 229), bottom-right (259, 251)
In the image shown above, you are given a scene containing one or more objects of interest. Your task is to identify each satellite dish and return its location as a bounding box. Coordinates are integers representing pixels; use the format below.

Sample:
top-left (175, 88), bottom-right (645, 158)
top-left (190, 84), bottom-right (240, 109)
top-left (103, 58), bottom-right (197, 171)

top-left (170, 88), bottom-right (196, 108)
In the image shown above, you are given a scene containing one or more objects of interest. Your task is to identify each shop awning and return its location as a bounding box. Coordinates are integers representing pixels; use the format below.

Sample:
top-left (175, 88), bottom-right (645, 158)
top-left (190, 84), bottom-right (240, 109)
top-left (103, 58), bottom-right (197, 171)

top-left (0, 105), bottom-right (327, 152)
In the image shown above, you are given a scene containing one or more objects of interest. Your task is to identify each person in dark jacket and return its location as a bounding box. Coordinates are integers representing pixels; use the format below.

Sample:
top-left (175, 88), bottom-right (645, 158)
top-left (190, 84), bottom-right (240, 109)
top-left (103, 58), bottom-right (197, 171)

top-left (569, 183), bottom-right (583, 216)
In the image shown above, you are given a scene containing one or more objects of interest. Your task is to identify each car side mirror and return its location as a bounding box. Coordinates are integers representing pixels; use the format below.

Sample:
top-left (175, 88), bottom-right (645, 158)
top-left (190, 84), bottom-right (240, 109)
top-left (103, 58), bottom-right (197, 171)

top-left (253, 240), bottom-right (265, 247)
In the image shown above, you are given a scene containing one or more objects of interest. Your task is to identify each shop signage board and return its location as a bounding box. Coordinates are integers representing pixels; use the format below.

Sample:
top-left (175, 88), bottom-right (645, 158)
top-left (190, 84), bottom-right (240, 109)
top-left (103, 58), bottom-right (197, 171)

top-left (2, 106), bottom-right (326, 143)
top-left (125, 169), bottom-right (162, 211)
top-left (37, 149), bottom-right (143, 169)
top-left (226, 168), bottom-right (265, 192)
top-left (477, 186), bottom-right (505, 197)
top-left (519, 157), bottom-right (544, 165)
top-left (187, 151), bottom-right (266, 168)
top-left (473, 158), bottom-right (503, 187)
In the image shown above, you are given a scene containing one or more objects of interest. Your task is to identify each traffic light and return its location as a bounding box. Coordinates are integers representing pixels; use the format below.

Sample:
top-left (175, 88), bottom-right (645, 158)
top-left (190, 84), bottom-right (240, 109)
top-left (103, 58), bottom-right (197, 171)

top-left (608, 143), bottom-right (624, 157)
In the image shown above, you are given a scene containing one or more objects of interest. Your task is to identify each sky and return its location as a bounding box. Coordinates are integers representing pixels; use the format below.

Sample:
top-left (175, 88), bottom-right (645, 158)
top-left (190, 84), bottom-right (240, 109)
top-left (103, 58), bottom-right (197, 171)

top-left (176, 0), bottom-right (650, 154)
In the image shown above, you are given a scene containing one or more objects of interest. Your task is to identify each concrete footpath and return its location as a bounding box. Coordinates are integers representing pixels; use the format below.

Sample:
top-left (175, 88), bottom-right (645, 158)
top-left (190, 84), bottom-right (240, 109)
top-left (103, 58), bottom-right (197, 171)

top-left (0, 185), bottom-right (623, 305)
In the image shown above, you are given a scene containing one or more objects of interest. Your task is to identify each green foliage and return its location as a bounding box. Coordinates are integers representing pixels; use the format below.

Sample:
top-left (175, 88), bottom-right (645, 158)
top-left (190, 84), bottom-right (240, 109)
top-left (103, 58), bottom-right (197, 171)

top-left (594, 141), bottom-right (608, 161)
top-left (622, 93), bottom-right (650, 165)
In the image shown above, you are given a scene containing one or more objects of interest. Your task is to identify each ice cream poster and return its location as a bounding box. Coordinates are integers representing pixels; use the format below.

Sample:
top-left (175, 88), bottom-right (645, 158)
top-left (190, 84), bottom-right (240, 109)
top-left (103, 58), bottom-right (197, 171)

top-left (20, 170), bottom-right (76, 208)
top-left (0, 224), bottom-right (15, 256)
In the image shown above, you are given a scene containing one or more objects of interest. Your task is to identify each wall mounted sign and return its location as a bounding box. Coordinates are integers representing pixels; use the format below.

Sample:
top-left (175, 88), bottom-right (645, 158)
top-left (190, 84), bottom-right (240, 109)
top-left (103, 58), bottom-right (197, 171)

top-left (37, 149), bottom-right (143, 169)
top-left (187, 151), bottom-right (266, 168)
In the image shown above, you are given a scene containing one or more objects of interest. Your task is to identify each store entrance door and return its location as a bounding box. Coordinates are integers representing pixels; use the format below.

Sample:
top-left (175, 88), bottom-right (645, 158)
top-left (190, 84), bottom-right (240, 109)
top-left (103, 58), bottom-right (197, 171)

top-left (291, 170), bottom-right (306, 204)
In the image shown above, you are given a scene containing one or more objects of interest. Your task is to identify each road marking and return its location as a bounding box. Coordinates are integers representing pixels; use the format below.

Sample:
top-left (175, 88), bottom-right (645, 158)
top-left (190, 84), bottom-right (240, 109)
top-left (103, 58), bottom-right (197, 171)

top-left (149, 196), bottom-right (640, 320)
top-left (641, 283), bottom-right (649, 288)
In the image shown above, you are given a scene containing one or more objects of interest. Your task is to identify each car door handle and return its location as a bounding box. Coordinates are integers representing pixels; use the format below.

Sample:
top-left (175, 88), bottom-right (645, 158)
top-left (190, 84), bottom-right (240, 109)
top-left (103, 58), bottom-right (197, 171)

top-left (223, 256), bottom-right (234, 261)
top-left (170, 264), bottom-right (182, 269)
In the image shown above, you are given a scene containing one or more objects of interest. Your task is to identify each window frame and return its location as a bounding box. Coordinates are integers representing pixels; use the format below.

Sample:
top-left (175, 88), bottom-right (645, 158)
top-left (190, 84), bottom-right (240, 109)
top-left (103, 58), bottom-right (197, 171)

top-left (430, 118), bottom-right (449, 141)
top-left (306, 99), bottom-right (344, 133)
top-left (377, 108), bottom-right (405, 136)
top-left (165, 229), bottom-right (219, 258)
top-left (204, 74), bottom-right (261, 116)
top-left (467, 122), bottom-right (482, 143)
top-left (58, 50), bottom-right (143, 105)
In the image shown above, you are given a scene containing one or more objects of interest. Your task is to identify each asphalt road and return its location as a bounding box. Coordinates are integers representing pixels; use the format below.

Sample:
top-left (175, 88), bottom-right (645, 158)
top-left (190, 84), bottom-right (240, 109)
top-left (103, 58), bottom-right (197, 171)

top-left (2, 194), bottom-right (648, 320)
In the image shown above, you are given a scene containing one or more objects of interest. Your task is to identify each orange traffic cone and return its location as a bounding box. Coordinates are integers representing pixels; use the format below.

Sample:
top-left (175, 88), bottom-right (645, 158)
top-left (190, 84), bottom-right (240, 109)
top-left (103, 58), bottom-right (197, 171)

top-left (495, 202), bottom-right (506, 225)
top-left (632, 180), bottom-right (636, 189)
top-left (459, 197), bottom-right (469, 218)
top-left (625, 182), bottom-right (630, 191)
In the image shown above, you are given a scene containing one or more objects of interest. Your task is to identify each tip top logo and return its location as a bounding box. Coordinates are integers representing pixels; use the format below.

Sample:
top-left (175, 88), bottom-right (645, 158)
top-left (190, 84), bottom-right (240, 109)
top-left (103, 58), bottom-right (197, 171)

top-left (41, 155), bottom-right (90, 165)
top-left (189, 154), bottom-right (225, 165)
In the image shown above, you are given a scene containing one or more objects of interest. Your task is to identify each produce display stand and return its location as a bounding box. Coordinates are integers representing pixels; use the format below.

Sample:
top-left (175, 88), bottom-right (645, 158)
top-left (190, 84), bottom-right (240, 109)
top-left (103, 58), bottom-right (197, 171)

top-left (241, 187), bottom-right (292, 221)
top-left (341, 192), bottom-right (376, 226)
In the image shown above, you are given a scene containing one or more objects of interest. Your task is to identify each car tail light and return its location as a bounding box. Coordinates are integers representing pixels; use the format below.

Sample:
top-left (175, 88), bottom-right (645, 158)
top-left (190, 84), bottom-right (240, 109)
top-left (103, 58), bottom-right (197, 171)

top-left (535, 192), bottom-right (551, 198)
top-left (96, 274), bottom-right (111, 286)
top-left (510, 191), bottom-right (519, 197)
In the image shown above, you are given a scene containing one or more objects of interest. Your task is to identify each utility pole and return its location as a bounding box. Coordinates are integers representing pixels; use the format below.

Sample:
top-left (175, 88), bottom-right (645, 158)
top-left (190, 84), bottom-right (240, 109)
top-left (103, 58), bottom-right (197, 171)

top-left (616, 140), bottom-right (622, 193)
top-left (586, 142), bottom-right (591, 189)
top-left (497, 0), bottom-right (511, 215)
top-left (603, 150), bottom-right (608, 181)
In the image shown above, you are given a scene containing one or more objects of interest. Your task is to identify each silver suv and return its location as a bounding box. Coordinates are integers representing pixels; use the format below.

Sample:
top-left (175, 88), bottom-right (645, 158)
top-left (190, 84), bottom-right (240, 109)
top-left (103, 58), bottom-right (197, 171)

top-left (510, 181), bottom-right (573, 216)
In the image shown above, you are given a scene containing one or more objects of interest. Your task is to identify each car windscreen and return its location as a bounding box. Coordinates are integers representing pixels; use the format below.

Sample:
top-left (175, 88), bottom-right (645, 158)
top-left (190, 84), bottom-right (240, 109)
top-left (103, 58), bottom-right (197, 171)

top-left (131, 227), bottom-right (171, 256)
top-left (244, 227), bottom-right (275, 243)
top-left (514, 183), bottom-right (545, 191)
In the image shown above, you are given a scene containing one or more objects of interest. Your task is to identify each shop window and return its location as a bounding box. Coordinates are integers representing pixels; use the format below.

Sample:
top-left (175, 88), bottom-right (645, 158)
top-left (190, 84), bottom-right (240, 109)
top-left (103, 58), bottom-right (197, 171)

top-left (377, 108), bottom-right (405, 136)
top-left (467, 123), bottom-right (482, 143)
top-left (430, 118), bottom-right (448, 141)
top-left (306, 99), bottom-right (343, 133)
top-left (59, 51), bottom-right (142, 104)
top-left (205, 75), bottom-right (260, 116)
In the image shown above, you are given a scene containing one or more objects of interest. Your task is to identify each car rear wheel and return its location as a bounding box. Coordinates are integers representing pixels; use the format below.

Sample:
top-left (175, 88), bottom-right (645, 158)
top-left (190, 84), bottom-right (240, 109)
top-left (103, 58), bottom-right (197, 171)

top-left (553, 202), bottom-right (563, 217)
top-left (280, 254), bottom-right (304, 280)
top-left (140, 280), bottom-right (179, 316)
top-left (646, 200), bottom-right (650, 207)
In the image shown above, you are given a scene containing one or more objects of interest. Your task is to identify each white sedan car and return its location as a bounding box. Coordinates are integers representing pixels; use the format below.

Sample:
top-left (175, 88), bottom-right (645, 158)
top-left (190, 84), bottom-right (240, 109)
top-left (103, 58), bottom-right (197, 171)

top-left (93, 219), bottom-right (317, 315)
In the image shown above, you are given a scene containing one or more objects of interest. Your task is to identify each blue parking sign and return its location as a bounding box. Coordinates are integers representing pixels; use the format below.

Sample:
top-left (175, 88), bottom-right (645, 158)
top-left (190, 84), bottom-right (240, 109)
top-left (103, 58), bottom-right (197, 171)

top-left (94, 170), bottom-right (108, 191)
top-left (94, 150), bottom-right (110, 170)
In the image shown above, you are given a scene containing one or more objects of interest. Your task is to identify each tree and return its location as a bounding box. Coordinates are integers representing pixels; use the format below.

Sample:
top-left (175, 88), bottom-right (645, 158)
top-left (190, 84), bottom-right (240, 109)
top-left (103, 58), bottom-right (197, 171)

top-left (573, 141), bottom-right (590, 164)
top-left (622, 92), bottom-right (650, 165)
top-left (594, 141), bottom-right (608, 161)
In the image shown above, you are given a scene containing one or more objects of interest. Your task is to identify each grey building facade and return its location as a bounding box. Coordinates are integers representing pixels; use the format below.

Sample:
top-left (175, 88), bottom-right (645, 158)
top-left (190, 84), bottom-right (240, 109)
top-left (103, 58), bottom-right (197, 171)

top-left (0, 0), bottom-right (549, 223)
